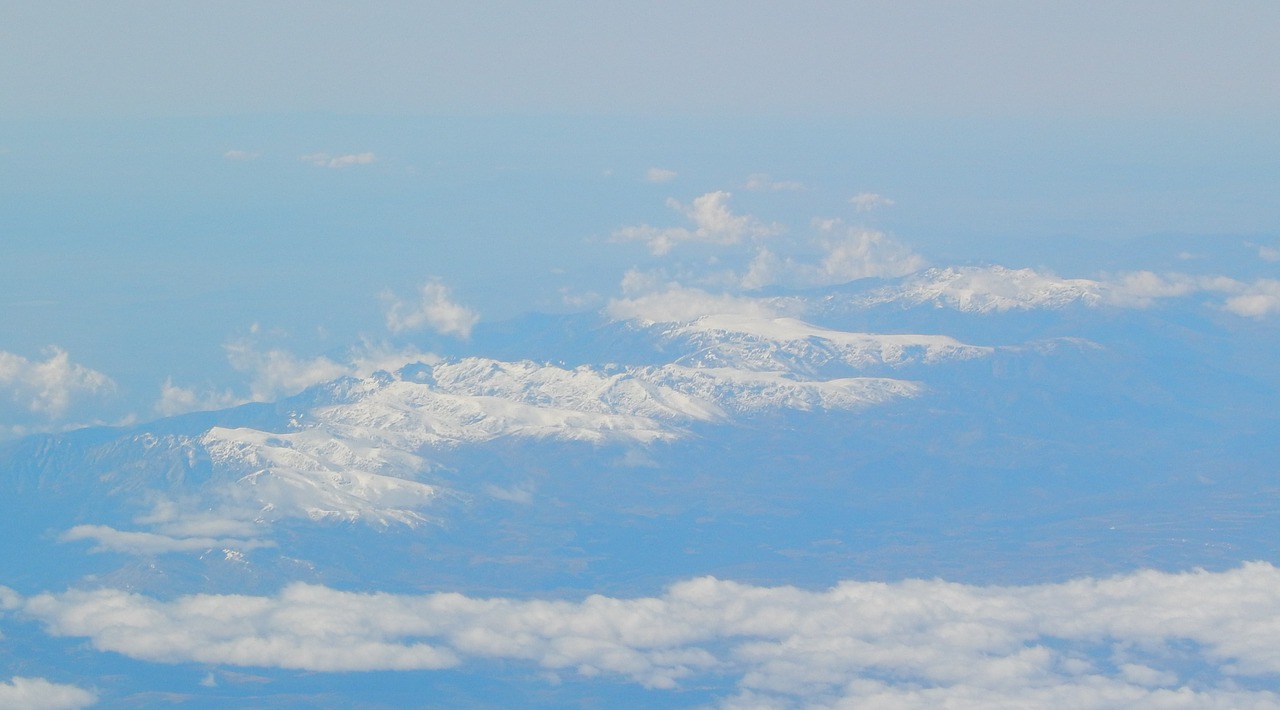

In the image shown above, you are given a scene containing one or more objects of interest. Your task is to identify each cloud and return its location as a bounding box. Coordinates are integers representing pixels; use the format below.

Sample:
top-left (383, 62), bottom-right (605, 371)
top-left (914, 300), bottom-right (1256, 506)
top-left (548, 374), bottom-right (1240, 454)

top-left (1222, 279), bottom-right (1280, 317)
top-left (0, 677), bottom-right (96, 710)
top-left (0, 348), bottom-right (115, 419)
top-left (347, 342), bottom-right (442, 375)
top-left (383, 280), bottom-right (480, 338)
top-left (859, 266), bottom-right (1105, 312)
top-left (1259, 245), bottom-right (1280, 263)
top-left (224, 342), bottom-right (349, 401)
top-left (741, 221), bottom-right (925, 290)
top-left (606, 285), bottom-right (790, 324)
top-left (222, 149), bottom-right (259, 161)
top-left (644, 167), bottom-right (678, 183)
top-left (856, 267), bottom-right (1280, 317)
top-left (849, 191), bottom-right (895, 212)
top-left (300, 152), bottom-right (376, 168)
top-left (14, 564), bottom-right (1280, 708)
top-left (154, 378), bottom-right (246, 417)
top-left (744, 173), bottom-right (805, 191)
top-left (612, 191), bottom-right (783, 256)
top-left (61, 524), bottom-right (274, 556)
top-left (158, 342), bottom-right (440, 416)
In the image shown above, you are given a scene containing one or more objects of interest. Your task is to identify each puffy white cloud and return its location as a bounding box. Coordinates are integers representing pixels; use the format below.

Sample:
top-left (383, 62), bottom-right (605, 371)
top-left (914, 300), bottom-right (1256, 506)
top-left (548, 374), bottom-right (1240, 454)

top-left (384, 280), bottom-right (480, 338)
top-left (612, 191), bottom-right (783, 256)
top-left (0, 348), bottom-right (115, 419)
top-left (849, 192), bottom-right (895, 212)
top-left (644, 167), bottom-right (677, 183)
top-left (300, 152), bottom-right (376, 168)
top-left (1222, 279), bottom-right (1280, 318)
top-left (14, 564), bottom-right (1280, 708)
top-left (0, 677), bottom-right (96, 710)
top-left (744, 173), bottom-right (805, 192)
top-left (741, 222), bottom-right (925, 290)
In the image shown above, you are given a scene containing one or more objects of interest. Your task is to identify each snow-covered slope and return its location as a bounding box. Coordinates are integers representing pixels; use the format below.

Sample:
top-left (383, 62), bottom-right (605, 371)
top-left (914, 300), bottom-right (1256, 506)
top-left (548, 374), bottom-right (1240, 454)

top-left (669, 314), bottom-right (990, 370)
top-left (852, 266), bottom-right (1104, 312)
top-left (199, 354), bottom-right (926, 527)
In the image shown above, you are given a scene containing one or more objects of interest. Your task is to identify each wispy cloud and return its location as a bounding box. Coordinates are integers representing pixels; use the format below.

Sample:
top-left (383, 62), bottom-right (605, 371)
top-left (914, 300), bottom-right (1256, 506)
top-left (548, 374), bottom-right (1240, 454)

top-left (154, 378), bottom-right (245, 417)
top-left (0, 676), bottom-right (96, 710)
top-left (856, 266), bottom-right (1280, 318)
top-left (300, 152), bottom-right (376, 168)
top-left (61, 524), bottom-right (274, 556)
top-left (224, 342), bottom-right (349, 401)
top-left (606, 284), bottom-right (789, 324)
top-left (741, 220), bottom-right (925, 290)
top-left (744, 173), bottom-right (805, 191)
top-left (13, 564), bottom-right (1280, 707)
top-left (222, 149), bottom-right (260, 161)
top-left (157, 339), bottom-right (442, 417)
top-left (383, 279), bottom-right (480, 338)
top-left (849, 191), bottom-right (895, 212)
top-left (612, 191), bottom-right (783, 256)
top-left (644, 167), bottom-right (678, 183)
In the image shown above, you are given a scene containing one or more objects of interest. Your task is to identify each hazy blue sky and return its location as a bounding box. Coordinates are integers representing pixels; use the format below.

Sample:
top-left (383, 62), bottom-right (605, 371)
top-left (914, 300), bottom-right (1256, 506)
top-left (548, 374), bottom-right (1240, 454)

top-left (3, 1), bottom-right (1278, 119)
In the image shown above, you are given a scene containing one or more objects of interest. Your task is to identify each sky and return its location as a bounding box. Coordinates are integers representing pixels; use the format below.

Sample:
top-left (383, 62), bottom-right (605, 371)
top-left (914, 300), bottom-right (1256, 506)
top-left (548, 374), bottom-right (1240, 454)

top-left (3, 2), bottom-right (1278, 119)
top-left (3, 2), bottom-right (1280, 436)
top-left (5, 5), bottom-right (1280, 708)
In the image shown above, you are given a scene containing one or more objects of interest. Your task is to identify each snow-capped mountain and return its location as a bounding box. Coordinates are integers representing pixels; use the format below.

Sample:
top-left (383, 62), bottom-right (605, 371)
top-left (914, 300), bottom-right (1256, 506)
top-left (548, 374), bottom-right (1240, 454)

top-left (3, 276), bottom-right (1279, 709)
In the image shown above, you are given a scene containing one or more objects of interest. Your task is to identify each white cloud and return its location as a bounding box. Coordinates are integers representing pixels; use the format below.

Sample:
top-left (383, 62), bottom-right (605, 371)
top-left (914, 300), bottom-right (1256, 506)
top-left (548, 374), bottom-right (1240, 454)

top-left (154, 378), bottom-right (246, 417)
top-left (347, 342), bottom-right (442, 376)
top-left (0, 348), bottom-right (115, 419)
top-left (644, 167), bottom-right (678, 183)
top-left (849, 191), bottom-right (895, 212)
top-left (1259, 245), bottom-right (1280, 262)
top-left (61, 524), bottom-right (274, 556)
top-left (741, 222), bottom-right (925, 290)
top-left (224, 342), bottom-right (349, 401)
top-left (222, 149), bottom-right (259, 161)
top-left (606, 285), bottom-right (789, 324)
top-left (14, 564), bottom-right (1280, 708)
top-left (1222, 279), bottom-right (1280, 317)
top-left (856, 266), bottom-right (1280, 317)
top-left (612, 191), bottom-right (783, 256)
top-left (0, 677), bottom-right (96, 710)
top-left (300, 152), bottom-right (376, 168)
top-left (383, 279), bottom-right (480, 338)
top-left (744, 173), bottom-right (805, 191)
top-left (158, 342), bottom-right (439, 416)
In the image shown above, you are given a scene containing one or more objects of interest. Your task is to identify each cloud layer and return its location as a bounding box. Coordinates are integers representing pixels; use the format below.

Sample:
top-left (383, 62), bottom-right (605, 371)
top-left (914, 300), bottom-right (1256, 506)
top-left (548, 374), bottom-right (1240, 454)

top-left (12, 563), bottom-right (1280, 708)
